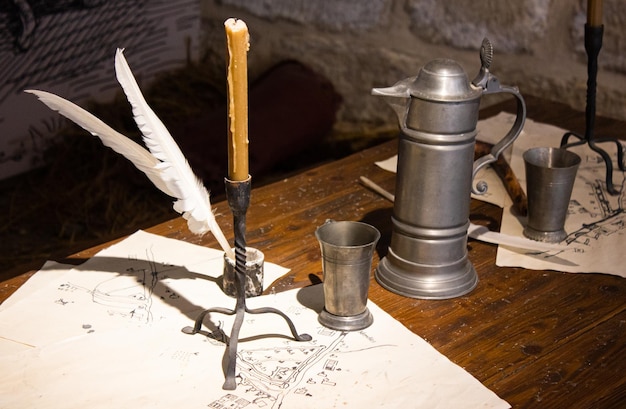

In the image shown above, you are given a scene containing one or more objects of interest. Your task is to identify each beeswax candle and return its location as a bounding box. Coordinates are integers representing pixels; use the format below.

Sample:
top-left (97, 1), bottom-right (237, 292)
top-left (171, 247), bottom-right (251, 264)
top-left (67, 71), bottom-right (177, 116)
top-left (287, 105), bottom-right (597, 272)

top-left (225, 18), bottom-right (250, 181)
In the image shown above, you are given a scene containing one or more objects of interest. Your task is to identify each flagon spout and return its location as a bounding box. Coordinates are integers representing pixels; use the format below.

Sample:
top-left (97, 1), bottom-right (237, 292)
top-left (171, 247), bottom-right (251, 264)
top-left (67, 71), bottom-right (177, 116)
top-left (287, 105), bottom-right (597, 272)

top-left (371, 76), bottom-right (416, 124)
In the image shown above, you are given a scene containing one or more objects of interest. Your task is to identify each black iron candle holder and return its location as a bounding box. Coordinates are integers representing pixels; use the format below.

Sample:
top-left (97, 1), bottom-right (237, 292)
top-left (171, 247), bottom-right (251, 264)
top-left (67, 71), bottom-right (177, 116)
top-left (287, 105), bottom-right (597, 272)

top-left (182, 176), bottom-right (311, 390)
top-left (561, 24), bottom-right (624, 195)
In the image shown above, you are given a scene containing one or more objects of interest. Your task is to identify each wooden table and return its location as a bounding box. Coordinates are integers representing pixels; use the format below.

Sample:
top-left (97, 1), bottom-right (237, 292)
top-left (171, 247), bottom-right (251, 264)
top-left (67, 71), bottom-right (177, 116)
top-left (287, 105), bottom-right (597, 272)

top-left (2, 96), bottom-right (625, 408)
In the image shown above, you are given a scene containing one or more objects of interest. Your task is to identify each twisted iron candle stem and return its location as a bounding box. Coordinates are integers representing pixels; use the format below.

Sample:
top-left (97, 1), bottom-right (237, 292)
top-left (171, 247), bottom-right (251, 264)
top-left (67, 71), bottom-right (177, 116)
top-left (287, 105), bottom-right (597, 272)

top-left (222, 176), bottom-right (251, 390)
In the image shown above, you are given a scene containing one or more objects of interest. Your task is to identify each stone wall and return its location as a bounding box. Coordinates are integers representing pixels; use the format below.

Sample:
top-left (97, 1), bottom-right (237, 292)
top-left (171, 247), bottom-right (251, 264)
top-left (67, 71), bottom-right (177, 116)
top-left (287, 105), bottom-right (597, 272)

top-left (200, 0), bottom-right (626, 135)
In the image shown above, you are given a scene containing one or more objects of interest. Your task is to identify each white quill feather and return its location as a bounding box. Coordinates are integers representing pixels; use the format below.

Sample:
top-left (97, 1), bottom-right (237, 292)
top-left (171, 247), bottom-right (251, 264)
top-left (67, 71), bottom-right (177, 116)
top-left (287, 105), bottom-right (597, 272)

top-left (24, 89), bottom-right (177, 197)
top-left (26, 49), bottom-right (235, 260)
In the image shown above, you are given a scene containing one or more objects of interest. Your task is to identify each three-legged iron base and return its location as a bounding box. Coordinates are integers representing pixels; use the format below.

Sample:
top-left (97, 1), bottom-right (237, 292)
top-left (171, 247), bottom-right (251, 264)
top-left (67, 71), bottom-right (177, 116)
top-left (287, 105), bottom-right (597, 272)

top-left (182, 176), bottom-right (311, 390)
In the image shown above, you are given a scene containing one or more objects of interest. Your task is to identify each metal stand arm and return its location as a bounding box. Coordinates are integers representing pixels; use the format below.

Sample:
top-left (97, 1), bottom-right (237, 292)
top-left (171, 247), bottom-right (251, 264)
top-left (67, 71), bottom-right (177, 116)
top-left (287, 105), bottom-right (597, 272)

top-left (561, 24), bottom-right (624, 195)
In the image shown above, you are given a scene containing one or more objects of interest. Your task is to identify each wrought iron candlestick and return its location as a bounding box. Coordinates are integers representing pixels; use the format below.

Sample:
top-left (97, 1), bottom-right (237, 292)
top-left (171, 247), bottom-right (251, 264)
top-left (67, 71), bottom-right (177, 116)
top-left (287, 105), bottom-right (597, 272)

top-left (561, 23), bottom-right (624, 194)
top-left (183, 176), bottom-right (311, 390)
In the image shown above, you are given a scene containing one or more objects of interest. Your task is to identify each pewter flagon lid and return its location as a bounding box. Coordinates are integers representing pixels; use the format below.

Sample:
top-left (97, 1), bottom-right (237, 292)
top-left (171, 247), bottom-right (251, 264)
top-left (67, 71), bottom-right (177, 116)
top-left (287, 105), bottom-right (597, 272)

top-left (409, 58), bottom-right (481, 102)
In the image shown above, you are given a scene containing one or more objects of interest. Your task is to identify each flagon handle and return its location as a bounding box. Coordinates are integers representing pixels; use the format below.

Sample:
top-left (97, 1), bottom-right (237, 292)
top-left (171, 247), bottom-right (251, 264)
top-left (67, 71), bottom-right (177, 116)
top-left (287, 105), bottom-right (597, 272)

top-left (471, 83), bottom-right (526, 195)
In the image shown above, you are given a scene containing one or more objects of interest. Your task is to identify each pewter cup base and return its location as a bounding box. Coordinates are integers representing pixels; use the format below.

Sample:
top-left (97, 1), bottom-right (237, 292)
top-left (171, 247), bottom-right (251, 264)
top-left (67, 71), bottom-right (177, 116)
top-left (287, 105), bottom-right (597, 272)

top-left (523, 226), bottom-right (567, 243)
top-left (318, 308), bottom-right (373, 331)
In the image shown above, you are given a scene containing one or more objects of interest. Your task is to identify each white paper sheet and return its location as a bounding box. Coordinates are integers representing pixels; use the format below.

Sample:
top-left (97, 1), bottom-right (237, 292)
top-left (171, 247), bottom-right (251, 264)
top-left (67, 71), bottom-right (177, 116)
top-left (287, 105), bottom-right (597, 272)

top-left (0, 231), bottom-right (509, 408)
top-left (0, 261), bottom-right (74, 311)
top-left (0, 287), bottom-right (509, 409)
top-left (0, 230), bottom-right (287, 351)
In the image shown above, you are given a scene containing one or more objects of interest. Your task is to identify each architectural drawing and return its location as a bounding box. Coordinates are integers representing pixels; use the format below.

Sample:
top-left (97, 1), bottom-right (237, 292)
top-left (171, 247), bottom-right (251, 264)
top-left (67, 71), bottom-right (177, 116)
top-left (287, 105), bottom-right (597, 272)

top-left (50, 261), bottom-right (392, 409)
top-left (203, 320), bottom-right (409, 409)
top-left (0, 0), bottom-right (200, 179)
top-left (2, 0), bottom-right (106, 53)
top-left (51, 254), bottom-right (179, 324)
top-left (565, 178), bottom-right (625, 248)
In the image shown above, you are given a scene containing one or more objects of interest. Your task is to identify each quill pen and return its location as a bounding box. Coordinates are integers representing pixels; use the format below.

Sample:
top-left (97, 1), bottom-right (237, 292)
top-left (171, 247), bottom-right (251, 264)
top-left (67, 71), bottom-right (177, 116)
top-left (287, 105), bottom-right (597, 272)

top-left (26, 49), bottom-right (235, 260)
